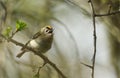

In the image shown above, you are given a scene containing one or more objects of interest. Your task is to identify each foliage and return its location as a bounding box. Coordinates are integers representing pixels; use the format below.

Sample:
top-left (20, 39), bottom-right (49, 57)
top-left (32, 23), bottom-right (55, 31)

top-left (3, 26), bottom-right (12, 37)
top-left (16, 20), bottom-right (27, 31)
top-left (3, 20), bottom-right (27, 38)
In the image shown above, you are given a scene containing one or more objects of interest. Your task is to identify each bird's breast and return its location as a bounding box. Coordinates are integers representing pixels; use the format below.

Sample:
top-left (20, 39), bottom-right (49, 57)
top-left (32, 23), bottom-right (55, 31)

top-left (29, 40), bottom-right (39, 48)
top-left (29, 37), bottom-right (53, 53)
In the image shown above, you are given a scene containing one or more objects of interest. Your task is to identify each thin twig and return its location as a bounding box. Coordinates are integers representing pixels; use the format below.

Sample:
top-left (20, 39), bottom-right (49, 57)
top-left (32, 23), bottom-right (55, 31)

top-left (88, 0), bottom-right (97, 78)
top-left (36, 67), bottom-right (41, 78)
top-left (83, 1), bottom-right (120, 78)
top-left (9, 30), bottom-right (19, 39)
top-left (35, 63), bottom-right (47, 78)
top-left (10, 38), bottom-right (66, 78)
top-left (107, 4), bottom-right (112, 14)
top-left (81, 62), bottom-right (93, 69)
top-left (0, 1), bottom-right (7, 22)
top-left (0, 34), bottom-right (67, 78)
top-left (95, 11), bottom-right (120, 17)
top-left (87, 1), bottom-right (120, 78)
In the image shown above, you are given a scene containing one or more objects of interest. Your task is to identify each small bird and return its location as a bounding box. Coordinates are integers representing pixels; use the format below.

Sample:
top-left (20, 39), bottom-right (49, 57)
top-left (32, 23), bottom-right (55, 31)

top-left (16, 25), bottom-right (54, 58)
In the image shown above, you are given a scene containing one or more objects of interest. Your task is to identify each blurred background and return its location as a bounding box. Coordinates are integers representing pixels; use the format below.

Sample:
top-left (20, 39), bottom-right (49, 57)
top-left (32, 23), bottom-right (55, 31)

top-left (0, 0), bottom-right (120, 78)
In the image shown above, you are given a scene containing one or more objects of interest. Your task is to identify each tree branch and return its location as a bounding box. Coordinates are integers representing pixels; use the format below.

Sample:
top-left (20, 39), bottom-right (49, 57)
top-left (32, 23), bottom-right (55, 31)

top-left (88, 0), bottom-right (97, 78)
top-left (95, 11), bottom-right (120, 17)
top-left (0, 34), bottom-right (67, 78)
top-left (0, 1), bottom-right (7, 22)
top-left (87, 1), bottom-right (120, 78)
top-left (11, 38), bottom-right (66, 78)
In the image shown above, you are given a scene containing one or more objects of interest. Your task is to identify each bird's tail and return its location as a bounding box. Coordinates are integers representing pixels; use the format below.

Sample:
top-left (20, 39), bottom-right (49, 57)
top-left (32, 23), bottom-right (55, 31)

top-left (16, 50), bottom-right (26, 58)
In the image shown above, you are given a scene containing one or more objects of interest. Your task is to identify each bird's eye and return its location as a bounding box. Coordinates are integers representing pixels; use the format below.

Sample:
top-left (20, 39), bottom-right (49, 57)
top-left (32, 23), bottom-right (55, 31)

top-left (46, 29), bottom-right (49, 32)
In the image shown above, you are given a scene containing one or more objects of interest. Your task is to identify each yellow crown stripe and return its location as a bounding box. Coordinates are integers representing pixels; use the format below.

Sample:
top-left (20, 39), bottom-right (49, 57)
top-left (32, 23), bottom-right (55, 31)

top-left (46, 26), bottom-right (52, 29)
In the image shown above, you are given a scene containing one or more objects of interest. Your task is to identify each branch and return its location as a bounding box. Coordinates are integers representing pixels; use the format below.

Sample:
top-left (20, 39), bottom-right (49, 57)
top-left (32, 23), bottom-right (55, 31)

top-left (12, 38), bottom-right (66, 78)
top-left (0, 34), bottom-right (67, 78)
top-left (83, 1), bottom-right (120, 78)
top-left (107, 3), bottom-right (112, 14)
top-left (34, 62), bottom-right (46, 78)
top-left (88, 0), bottom-right (97, 78)
top-left (95, 11), bottom-right (120, 17)
top-left (81, 62), bottom-right (93, 69)
top-left (0, 1), bottom-right (7, 22)
top-left (95, 1), bottom-right (120, 17)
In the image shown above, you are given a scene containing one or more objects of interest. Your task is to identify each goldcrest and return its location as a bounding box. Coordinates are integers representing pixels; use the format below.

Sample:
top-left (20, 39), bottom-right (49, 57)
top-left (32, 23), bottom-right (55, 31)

top-left (16, 25), bottom-right (54, 58)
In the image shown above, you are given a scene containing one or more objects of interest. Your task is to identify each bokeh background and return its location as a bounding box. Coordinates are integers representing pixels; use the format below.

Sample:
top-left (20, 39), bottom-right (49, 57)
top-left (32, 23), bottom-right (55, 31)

top-left (0, 0), bottom-right (120, 78)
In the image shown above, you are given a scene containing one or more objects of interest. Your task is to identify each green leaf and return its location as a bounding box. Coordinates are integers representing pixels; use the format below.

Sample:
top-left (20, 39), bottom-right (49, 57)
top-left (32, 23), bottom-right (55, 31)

top-left (16, 20), bottom-right (27, 31)
top-left (3, 26), bottom-right (12, 37)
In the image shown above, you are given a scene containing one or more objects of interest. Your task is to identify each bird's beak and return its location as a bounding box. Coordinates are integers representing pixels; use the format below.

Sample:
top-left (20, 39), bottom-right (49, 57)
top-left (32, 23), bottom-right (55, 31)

top-left (49, 29), bottom-right (53, 33)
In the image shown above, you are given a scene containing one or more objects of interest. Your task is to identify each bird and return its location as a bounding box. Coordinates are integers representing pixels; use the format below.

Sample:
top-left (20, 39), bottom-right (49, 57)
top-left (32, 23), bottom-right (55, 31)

top-left (16, 25), bottom-right (54, 58)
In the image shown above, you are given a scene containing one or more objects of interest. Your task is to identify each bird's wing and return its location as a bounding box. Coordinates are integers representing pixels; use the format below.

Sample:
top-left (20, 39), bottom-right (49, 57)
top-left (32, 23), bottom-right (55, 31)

top-left (32, 31), bottom-right (41, 39)
top-left (21, 31), bottom-right (41, 50)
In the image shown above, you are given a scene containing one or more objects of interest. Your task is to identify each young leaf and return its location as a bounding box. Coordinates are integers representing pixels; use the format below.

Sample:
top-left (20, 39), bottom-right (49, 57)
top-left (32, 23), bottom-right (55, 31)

top-left (16, 20), bottom-right (27, 31)
top-left (3, 26), bottom-right (12, 37)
